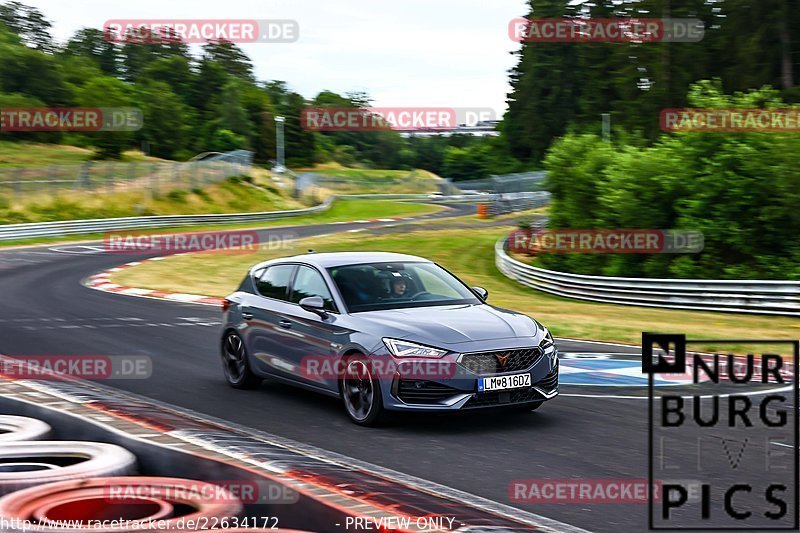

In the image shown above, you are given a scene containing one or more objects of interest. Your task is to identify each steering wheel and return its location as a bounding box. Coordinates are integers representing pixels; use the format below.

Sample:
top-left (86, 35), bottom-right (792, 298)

top-left (409, 291), bottom-right (432, 301)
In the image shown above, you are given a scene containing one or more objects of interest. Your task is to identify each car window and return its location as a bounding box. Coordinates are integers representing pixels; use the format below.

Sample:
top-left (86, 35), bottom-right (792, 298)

top-left (410, 264), bottom-right (465, 299)
top-left (328, 262), bottom-right (479, 312)
top-left (256, 264), bottom-right (295, 301)
top-left (291, 266), bottom-right (336, 311)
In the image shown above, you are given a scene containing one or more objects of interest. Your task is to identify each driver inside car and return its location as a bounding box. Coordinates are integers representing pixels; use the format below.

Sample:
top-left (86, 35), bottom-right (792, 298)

top-left (389, 277), bottom-right (409, 298)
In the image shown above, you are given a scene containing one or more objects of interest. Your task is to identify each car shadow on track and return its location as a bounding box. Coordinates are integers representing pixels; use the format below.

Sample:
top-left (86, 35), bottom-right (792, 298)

top-left (387, 409), bottom-right (560, 434)
top-left (254, 380), bottom-right (560, 434)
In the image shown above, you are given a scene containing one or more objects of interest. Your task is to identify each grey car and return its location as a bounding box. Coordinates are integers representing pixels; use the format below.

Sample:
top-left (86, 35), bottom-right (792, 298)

top-left (220, 251), bottom-right (559, 425)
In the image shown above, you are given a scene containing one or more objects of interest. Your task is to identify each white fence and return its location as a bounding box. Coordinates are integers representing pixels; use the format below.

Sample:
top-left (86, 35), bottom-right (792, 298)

top-left (0, 197), bottom-right (334, 242)
top-left (0, 193), bottom-right (491, 242)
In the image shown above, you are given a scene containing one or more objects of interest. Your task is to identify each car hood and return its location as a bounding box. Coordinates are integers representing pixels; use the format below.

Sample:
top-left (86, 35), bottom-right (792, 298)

top-left (353, 304), bottom-right (540, 346)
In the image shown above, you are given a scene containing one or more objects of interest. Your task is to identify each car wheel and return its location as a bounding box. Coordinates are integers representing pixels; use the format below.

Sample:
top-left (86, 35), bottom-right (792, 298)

top-left (340, 355), bottom-right (386, 426)
top-left (221, 331), bottom-right (262, 390)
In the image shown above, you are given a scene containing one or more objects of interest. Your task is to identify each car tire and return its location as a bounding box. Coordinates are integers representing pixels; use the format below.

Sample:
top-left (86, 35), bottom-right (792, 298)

top-left (0, 416), bottom-right (52, 442)
top-left (0, 477), bottom-right (243, 531)
top-left (0, 441), bottom-right (137, 496)
top-left (340, 354), bottom-right (387, 426)
top-left (221, 331), bottom-right (262, 390)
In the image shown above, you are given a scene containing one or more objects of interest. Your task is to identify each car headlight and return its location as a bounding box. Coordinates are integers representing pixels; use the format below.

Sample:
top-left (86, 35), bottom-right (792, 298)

top-left (539, 329), bottom-right (555, 350)
top-left (383, 338), bottom-right (447, 358)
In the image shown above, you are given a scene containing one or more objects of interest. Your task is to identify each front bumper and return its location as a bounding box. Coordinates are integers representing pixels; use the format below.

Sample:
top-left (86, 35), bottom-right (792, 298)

top-left (379, 345), bottom-right (559, 412)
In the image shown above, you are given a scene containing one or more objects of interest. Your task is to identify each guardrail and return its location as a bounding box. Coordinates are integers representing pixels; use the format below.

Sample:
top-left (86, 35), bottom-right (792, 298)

top-left (487, 191), bottom-right (550, 215)
top-left (0, 197), bottom-right (335, 242)
top-left (495, 237), bottom-right (800, 316)
top-left (450, 171), bottom-right (547, 194)
top-left (0, 192), bottom-right (499, 242)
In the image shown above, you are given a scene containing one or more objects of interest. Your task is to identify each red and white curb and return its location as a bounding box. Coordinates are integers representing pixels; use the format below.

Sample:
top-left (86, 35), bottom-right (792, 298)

top-left (328, 216), bottom-right (413, 224)
top-left (84, 257), bottom-right (224, 307)
top-left (81, 216), bottom-right (426, 307)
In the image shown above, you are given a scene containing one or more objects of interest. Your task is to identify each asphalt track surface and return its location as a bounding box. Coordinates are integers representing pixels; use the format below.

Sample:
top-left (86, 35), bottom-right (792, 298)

top-left (0, 204), bottom-right (795, 532)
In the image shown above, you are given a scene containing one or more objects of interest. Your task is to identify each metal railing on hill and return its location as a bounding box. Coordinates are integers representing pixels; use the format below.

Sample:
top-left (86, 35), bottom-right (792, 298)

top-left (0, 150), bottom-right (253, 201)
top-left (450, 171), bottom-right (547, 194)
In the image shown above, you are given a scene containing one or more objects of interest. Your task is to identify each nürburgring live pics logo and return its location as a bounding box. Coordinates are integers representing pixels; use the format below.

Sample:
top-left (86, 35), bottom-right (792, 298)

top-left (644, 333), bottom-right (799, 530)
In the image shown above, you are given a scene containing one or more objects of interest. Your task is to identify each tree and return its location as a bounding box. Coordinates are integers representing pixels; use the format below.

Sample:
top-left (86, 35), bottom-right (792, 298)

top-left (280, 91), bottom-right (315, 166)
top-left (0, 38), bottom-right (69, 104)
top-left (119, 31), bottom-right (190, 82)
top-left (133, 80), bottom-right (193, 158)
top-left (241, 84), bottom-right (277, 163)
top-left (76, 77), bottom-right (134, 158)
top-left (62, 28), bottom-right (119, 76)
top-left (212, 80), bottom-right (254, 141)
top-left (190, 58), bottom-right (230, 116)
top-left (202, 40), bottom-right (254, 81)
top-left (442, 145), bottom-right (491, 180)
top-left (0, 1), bottom-right (53, 51)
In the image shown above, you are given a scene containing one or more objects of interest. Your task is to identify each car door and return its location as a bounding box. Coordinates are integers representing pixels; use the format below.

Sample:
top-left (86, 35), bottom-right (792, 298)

top-left (244, 263), bottom-right (300, 381)
top-left (283, 265), bottom-right (344, 391)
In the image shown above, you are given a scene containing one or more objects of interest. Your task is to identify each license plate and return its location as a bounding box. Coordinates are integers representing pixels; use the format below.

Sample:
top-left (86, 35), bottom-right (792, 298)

top-left (478, 372), bottom-right (531, 392)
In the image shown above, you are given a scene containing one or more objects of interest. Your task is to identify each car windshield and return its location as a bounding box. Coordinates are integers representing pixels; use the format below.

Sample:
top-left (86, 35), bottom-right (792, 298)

top-left (327, 262), bottom-right (480, 312)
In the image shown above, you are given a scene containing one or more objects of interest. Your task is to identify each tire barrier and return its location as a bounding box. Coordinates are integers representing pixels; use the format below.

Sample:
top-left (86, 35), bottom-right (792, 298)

top-left (0, 416), bottom-right (52, 442)
top-left (0, 442), bottom-right (137, 495)
top-left (0, 477), bottom-right (243, 532)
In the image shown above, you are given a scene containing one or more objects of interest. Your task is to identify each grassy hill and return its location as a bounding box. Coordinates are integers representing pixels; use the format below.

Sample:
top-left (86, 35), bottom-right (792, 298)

top-left (0, 141), bottom-right (164, 167)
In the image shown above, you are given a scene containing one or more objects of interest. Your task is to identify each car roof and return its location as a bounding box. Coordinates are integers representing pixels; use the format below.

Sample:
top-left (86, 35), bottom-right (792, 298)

top-left (251, 251), bottom-right (432, 272)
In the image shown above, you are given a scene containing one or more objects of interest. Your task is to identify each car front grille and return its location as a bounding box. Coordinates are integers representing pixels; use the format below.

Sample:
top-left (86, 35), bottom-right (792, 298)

top-left (397, 380), bottom-right (462, 404)
top-left (463, 366), bottom-right (559, 409)
top-left (458, 347), bottom-right (542, 375)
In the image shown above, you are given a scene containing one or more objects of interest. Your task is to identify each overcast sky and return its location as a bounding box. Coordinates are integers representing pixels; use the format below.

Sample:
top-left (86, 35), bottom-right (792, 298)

top-left (29, 0), bottom-right (529, 116)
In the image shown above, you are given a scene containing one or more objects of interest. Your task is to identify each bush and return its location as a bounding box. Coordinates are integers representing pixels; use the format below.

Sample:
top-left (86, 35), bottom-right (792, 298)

top-left (165, 189), bottom-right (188, 202)
top-left (540, 82), bottom-right (800, 280)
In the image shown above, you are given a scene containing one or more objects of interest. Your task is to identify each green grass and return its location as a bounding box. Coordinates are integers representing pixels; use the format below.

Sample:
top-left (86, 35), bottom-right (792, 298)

top-left (0, 175), bottom-right (301, 226)
top-left (298, 167), bottom-right (413, 178)
top-left (0, 199), bottom-right (442, 248)
top-left (112, 226), bottom-right (800, 353)
top-left (0, 141), bottom-right (162, 167)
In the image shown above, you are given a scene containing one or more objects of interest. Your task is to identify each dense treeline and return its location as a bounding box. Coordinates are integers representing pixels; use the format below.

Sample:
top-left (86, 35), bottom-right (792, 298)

top-left (505, 0), bottom-right (800, 280)
top-left (0, 1), bottom-right (516, 178)
top-left (504, 0), bottom-right (800, 163)
top-left (2, 0), bottom-right (799, 189)
top-left (541, 82), bottom-right (800, 280)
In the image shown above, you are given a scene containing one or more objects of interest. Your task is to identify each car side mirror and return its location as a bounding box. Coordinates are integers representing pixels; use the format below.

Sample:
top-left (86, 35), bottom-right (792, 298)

top-left (472, 287), bottom-right (488, 301)
top-left (299, 296), bottom-right (329, 317)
